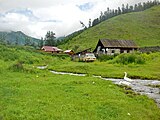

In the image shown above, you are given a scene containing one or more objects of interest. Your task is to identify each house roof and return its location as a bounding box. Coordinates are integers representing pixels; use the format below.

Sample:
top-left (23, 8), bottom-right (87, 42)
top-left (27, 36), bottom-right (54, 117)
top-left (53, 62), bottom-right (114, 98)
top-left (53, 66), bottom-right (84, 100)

top-left (64, 50), bottom-right (73, 53)
top-left (42, 46), bottom-right (62, 52)
top-left (52, 47), bottom-right (62, 51)
top-left (100, 39), bottom-right (138, 48)
top-left (75, 48), bottom-right (92, 55)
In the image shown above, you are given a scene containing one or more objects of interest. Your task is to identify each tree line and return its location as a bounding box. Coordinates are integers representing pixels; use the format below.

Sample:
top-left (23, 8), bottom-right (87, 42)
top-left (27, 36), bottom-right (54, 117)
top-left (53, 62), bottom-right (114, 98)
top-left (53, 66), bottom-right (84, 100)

top-left (92, 0), bottom-right (160, 27)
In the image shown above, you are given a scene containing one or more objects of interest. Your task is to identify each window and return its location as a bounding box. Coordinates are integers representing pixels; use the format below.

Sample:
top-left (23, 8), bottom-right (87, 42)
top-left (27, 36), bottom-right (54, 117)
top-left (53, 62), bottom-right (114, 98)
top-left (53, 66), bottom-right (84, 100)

top-left (120, 50), bottom-right (123, 53)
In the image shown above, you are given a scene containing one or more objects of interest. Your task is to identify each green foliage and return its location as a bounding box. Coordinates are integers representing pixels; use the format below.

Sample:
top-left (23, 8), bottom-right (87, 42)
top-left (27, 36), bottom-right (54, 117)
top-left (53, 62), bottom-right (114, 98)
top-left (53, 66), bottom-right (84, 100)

top-left (97, 54), bottom-right (117, 62)
top-left (44, 31), bottom-right (56, 46)
top-left (111, 53), bottom-right (145, 64)
top-left (52, 54), bottom-right (70, 60)
top-left (9, 61), bottom-right (24, 72)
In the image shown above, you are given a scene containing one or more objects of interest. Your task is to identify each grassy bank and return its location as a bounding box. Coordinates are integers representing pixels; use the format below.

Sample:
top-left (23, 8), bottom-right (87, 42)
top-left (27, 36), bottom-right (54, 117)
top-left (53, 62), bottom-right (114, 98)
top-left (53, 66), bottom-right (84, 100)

top-left (49, 52), bottom-right (160, 80)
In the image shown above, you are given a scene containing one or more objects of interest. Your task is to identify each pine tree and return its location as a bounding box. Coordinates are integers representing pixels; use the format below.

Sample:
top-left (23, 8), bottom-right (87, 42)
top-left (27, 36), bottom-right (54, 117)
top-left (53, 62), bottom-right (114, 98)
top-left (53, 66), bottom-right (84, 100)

top-left (92, 18), bottom-right (99, 26)
top-left (44, 31), bottom-right (56, 46)
top-left (88, 19), bottom-right (91, 28)
top-left (122, 4), bottom-right (125, 14)
top-left (118, 7), bottom-right (121, 15)
top-left (129, 5), bottom-right (134, 12)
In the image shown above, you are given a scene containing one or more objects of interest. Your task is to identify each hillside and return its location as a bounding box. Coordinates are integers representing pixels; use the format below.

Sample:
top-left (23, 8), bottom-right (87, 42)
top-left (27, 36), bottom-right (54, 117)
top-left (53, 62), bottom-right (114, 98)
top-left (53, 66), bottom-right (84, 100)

top-left (59, 6), bottom-right (160, 52)
top-left (0, 31), bottom-right (40, 46)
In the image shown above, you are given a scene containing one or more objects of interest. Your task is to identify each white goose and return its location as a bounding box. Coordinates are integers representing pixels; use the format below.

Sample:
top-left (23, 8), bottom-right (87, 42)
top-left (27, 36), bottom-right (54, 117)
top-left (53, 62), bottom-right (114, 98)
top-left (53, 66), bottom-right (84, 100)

top-left (124, 72), bottom-right (133, 82)
top-left (118, 80), bottom-right (131, 86)
top-left (118, 72), bottom-right (132, 86)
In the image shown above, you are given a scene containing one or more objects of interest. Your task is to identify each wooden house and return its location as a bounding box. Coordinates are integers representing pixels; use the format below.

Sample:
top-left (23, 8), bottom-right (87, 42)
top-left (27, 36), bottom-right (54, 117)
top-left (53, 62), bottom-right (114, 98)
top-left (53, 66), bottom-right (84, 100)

top-left (93, 39), bottom-right (138, 55)
top-left (41, 46), bottom-right (62, 53)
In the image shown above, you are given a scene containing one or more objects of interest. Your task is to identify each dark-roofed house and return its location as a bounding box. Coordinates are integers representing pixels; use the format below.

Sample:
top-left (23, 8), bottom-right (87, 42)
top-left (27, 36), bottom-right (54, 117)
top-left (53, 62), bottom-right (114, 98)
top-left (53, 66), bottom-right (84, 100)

top-left (41, 46), bottom-right (62, 53)
top-left (93, 39), bottom-right (138, 55)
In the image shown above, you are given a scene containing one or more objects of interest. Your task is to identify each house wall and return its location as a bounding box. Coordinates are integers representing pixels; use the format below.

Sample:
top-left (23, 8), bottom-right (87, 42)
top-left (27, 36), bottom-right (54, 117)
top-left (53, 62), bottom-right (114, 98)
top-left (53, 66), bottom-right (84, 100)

top-left (96, 46), bottom-right (136, 55)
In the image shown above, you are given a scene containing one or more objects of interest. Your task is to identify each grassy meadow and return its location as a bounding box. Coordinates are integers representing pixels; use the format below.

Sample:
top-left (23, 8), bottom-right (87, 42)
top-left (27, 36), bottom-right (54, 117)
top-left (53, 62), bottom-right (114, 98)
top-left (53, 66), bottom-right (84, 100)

top-left (0, 44), bottom-right (160, 119)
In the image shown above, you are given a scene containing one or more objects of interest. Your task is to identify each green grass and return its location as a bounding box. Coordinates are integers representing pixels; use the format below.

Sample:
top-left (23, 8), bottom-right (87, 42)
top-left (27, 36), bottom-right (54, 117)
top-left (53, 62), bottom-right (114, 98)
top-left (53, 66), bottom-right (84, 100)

top-left (59, 6), bottom-right (160, 52)
top-left (0, 44), bottom-right (160, 119)
top-left (1, 67), bottom-right (160, 119)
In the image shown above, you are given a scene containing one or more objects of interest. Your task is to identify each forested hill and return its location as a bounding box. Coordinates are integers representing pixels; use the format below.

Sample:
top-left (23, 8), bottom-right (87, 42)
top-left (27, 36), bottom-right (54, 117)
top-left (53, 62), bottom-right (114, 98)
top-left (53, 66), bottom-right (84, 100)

top-left (0, 31), bottom-right (40, 46)
top-left (59, 6), bottom-right (160, 52)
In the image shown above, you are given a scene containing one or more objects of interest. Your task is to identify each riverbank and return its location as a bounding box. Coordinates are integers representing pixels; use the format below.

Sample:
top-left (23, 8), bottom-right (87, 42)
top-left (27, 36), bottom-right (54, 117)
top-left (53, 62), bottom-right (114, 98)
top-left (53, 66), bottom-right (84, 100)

top-left (49, 69), bottom-right (160, 108)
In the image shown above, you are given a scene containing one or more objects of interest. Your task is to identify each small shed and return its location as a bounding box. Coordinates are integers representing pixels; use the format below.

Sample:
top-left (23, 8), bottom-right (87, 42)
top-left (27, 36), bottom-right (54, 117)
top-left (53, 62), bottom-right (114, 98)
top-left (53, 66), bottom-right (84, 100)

top-left (72, 48), bottom-right (92, 61)
top-left (64, 50), bottom-right (74, 55)
top-left (93, 39), bottom-right (138, 55)
top-left (75, 48), bottom-right (92, 56)
top-left (41, 46), bottom-right (62, 53)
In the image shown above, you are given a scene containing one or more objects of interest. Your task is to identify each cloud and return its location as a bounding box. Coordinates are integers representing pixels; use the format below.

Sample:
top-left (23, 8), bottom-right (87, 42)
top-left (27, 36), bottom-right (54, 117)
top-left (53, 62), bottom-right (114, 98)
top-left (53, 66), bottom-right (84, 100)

top-left (77, 2), bottom-right (95, 11)
top-left (0, 0), bottom-right (152, 38)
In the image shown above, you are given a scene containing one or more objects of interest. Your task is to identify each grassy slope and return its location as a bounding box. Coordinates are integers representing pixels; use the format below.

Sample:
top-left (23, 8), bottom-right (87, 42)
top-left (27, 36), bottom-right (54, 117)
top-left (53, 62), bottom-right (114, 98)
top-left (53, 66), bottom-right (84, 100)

top-left (0, 44), bottom-right (160, 119)
top-left (59, 6), bottom-right (160, 52)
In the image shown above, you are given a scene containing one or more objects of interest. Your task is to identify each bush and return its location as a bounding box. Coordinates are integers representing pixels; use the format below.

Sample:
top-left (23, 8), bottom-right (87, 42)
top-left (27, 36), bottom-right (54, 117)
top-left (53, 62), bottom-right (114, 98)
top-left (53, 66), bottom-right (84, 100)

top-left (111, 53), bottom-right (145, 64)
top-left (97, 54), bottom-right (116, 62)
top-left (8, 61), bottom-right (39, 73)
top-left (9, 61), bottom-right (24, 72)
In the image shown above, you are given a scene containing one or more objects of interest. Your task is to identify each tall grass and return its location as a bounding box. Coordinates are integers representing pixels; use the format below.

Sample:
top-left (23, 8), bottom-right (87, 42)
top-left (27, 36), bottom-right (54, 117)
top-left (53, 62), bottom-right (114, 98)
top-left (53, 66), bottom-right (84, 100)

top-left (110, 53), bottom-right (145, 64)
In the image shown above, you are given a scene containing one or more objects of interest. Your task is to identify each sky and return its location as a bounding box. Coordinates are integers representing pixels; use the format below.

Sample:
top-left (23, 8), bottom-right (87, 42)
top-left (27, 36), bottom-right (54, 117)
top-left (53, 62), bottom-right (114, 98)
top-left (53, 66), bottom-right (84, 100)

top-left (0, 0), bottom-right (150, 39)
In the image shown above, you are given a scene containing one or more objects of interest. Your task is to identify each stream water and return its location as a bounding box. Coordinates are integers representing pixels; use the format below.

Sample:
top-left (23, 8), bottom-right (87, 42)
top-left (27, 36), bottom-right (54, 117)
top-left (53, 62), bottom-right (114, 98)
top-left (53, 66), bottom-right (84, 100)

top-left (38, 66), bottom-right (160, 108)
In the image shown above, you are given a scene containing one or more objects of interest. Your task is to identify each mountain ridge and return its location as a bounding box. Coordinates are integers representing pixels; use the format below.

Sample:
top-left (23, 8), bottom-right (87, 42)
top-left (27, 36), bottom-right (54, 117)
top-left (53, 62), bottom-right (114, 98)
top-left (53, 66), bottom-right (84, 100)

top-left (0, 31), bottom-right (40, 46)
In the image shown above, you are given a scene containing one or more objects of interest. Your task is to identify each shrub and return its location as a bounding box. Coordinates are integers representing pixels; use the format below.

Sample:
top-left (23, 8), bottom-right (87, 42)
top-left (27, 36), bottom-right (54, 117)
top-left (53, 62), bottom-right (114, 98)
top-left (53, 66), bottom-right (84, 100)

top-left (111, 53), bottom-right (145, 64)
top-left (97, 54), bottom-right (116, 62)
top-left (9, 61), bottom-right (24, 72)
top-left (8, 61), bottom-right (39, 73)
